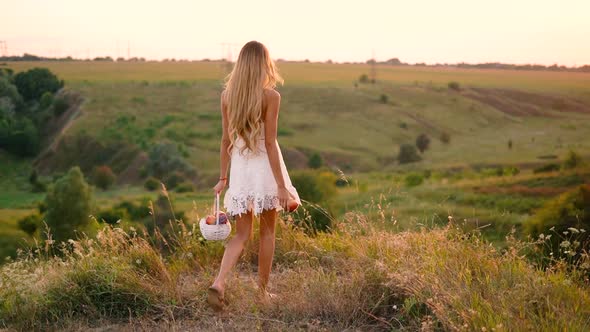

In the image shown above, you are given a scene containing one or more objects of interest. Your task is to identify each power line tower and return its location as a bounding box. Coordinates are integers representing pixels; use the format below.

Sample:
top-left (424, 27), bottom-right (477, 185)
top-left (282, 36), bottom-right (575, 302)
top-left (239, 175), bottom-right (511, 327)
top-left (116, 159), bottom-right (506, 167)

top-left (0, 41), bottom-right (8, 57)
top-left (369, 49), bottom-right (377, 84)
top-left (219, 42), bottom-right (239, 74)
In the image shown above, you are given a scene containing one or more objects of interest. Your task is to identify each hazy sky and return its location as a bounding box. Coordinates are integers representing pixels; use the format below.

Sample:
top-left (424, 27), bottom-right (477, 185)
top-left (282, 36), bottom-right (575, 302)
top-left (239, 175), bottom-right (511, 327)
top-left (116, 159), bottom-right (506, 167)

top-left (1, 0), bottom-right (589, 66)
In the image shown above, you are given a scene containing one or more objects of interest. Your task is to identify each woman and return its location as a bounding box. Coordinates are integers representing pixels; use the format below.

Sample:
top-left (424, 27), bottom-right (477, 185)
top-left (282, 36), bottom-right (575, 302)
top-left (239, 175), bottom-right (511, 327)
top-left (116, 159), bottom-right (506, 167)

top-left (208, 41), bottom-right (301, 311)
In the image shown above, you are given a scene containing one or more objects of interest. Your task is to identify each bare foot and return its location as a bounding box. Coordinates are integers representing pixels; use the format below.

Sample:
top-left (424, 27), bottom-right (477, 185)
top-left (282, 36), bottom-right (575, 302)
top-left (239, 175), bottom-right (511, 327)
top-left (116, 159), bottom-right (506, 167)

top-left (207, 286), bottom-right (226, 312)
top-left (258, 288), bottom-right (279, 304)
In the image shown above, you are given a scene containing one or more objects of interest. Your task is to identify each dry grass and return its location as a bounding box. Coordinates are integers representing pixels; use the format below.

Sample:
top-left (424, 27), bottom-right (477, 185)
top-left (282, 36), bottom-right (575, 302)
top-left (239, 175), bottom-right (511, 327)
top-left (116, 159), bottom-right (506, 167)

top-left (0, 204), bottom-right (589, 331)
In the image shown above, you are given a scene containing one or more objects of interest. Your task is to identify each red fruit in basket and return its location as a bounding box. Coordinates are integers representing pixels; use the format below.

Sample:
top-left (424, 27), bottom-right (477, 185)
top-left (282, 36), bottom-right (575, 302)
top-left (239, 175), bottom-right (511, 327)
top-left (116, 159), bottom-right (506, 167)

top-left (287, 199), bottom-right (300, 212)
top-left (205, 212), bottom-right (228, 225)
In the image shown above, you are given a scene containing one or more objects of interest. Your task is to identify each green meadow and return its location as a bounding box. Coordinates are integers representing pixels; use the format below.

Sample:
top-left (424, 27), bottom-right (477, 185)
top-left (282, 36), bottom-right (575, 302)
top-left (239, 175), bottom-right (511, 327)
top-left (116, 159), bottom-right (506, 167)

top-left (1, 60), bottom-right (589, 329)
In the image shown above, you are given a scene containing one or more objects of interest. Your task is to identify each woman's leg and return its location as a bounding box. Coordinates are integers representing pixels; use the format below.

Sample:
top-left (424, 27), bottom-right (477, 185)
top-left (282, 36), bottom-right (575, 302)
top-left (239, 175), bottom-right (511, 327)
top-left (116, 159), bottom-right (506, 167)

top-left (258, 208), bottom-right (277, 292)
top-left (211, 210), bottom-right (253, 294)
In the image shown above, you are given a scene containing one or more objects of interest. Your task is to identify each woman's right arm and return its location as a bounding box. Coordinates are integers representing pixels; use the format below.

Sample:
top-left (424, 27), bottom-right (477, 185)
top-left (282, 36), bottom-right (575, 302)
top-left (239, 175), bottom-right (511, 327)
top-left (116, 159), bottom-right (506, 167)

top-left (264, 90), bottom-right (291, 209)
top-left (213, 91), bottom-right (231, 193)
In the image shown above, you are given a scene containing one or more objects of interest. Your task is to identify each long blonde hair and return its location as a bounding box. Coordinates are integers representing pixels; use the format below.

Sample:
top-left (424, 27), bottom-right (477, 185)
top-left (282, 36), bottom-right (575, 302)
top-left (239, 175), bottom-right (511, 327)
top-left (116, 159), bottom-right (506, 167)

top-left (224, 41), bottom-right (283, 155)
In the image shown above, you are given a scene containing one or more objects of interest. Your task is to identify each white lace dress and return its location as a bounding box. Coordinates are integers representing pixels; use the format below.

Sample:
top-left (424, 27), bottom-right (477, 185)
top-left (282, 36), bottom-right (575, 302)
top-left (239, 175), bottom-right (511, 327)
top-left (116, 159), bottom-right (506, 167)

top-left (223, 124), bottom-right (301, 217)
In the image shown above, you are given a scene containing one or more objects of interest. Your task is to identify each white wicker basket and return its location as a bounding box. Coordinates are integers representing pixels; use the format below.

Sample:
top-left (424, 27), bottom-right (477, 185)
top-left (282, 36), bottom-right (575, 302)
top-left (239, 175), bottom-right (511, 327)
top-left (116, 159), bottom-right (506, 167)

top-left (199, 192), bottom-right (231, 241)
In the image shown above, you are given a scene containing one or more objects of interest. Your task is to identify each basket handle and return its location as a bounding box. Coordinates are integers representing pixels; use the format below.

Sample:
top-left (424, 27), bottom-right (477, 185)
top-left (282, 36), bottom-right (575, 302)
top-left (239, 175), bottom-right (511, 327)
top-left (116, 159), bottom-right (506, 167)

top-left (213, 192), bottom-right (220, 225)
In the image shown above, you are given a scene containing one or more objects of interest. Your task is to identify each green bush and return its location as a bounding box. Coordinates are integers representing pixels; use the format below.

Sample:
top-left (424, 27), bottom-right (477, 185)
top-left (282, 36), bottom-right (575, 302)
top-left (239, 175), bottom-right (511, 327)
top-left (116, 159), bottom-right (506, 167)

top-left (163, 171), bottom-right (185, 189)
top-left (115, 199), bottom-right (152, 220)
top-left (359, 74), bottom-right (369, 83)
top-left (415, 134), bottom-right (430, 153)
top-left (39, 92), bottom-right (54, 109)
top-left (92, 165), bottom-right (116, 190)
top-left (379, 94), bottom-right (389, 104)
top-left (14, 67), bottom-right (63, 101)
top-left (147, 142), bottom-right (196, 179)
top-left (527, 184), bottom-right (590, 235)
top-left (53, 96), bottom-right (69, 116)
top-left (96, 208), bottom-right (129, 225)
top-left (526, 185), bottom-right (590, 263)
top-left (404, 173), bottom-right (424, 187)
top-left (17, 213), bottom-right (43, 237)
top-left (398, 144), bottom-right (421, 164)
top-left (308, 152), bottom-right (323, 169)
top-left (440, 132), bottom-right (451, 144)
top-left (534, 163), bottom-right (561, 174)
top-left (44, 167), bottom-right (94, 242)
top-left (144, 177), bottom-right (160, 191)
top-left (175, 181), bottom-right (194, 193)
top-left (562, 150), bottom-right (584, 170)
top-left (448, 81), bottom-right (461, 91)
top-left (289, 170), bottom-right (338, 233)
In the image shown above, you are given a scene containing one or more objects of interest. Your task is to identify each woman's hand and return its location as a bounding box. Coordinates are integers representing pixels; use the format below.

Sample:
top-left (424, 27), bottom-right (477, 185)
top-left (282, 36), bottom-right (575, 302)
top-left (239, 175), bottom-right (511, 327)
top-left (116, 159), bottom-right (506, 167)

top-left (277, 187), bottom-right (291, 210)
top-left (213, 179), bottom-right (227, 194)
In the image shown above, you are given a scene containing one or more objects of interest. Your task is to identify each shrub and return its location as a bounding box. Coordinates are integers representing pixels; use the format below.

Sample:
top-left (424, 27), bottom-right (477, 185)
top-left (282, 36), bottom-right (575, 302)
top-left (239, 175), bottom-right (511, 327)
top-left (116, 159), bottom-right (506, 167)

top-left (448, 81), bottom-right (461, 91)
top-left (14, 67), bottom-right (63, 101)
top-left (379, 94), bottom-right (388, 104)
top-left (96, 208), bottom-right (129, 225)
top-left (398, 144), bottom-right (421, 164)
top-left (17, 213), bottom-right (42, 236)
top-left (39, 92), bottom-right (54, 109)
top-left (415, 134), bottom-right (430, 153)
top-left (0, 117), bottom-right (40, 157)
top-left (399, 122), bottom-right (408, 130)
top-left (440, 132), bottom-right (451, 144)
top-left (175, 181), bottom-right (194, 193)
top-left (53, 96), bottom-right (69, 116)
top-left (534, 163), bottom-right (561, 173)
top-left (404, 173), bottom-right (424, 187)
top-left (144, 177), bottom-right (160, 191)
top-left (92, 165), bottom-right (116, 190)
top-left (526, 185), bottom-right (590, 262)
top-left (44, 167), bottom-right (94, 242)
top-left (562, 150), bottom-right (583, 170)
top-left (291, 170), bottom-right (337, 204)
top-left (164, 171), bottom-right (185, 189)
top-left (503, 166), bottom-right (520, 176)
top-left (308, 152), bottom-right (323, 169)
top-left (527, 184), bottom-right (590, 235)
top-left (358, 74), bottom-right (369, 83)
top-left (115, 199), bottom-right (152, 220)
top-left (147, 142), bottom-right (196, 179)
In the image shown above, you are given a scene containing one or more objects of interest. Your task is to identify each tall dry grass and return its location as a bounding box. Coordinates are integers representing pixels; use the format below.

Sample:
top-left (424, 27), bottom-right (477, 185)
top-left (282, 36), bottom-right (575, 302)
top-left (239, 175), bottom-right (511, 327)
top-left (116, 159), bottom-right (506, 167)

top-left (0, 194), bottom-right (589, 331)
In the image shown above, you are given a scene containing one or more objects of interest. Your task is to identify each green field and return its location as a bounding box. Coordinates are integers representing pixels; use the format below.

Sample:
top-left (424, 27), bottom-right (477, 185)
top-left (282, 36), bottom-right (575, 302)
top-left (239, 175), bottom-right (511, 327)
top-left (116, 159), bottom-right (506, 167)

top-left (1, 61), bottom-right (590, 258)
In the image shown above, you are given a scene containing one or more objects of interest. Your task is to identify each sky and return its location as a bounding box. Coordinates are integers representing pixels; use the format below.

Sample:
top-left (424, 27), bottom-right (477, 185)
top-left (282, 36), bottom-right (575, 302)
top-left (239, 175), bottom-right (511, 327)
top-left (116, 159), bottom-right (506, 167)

top-left (1, 0), bottom-right (589, 66)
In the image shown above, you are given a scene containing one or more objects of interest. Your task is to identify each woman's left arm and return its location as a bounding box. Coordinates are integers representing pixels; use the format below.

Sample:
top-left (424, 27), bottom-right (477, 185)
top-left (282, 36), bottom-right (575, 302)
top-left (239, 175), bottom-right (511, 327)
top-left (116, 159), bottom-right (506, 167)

top-left (214, 91), bottom-right (231, 193)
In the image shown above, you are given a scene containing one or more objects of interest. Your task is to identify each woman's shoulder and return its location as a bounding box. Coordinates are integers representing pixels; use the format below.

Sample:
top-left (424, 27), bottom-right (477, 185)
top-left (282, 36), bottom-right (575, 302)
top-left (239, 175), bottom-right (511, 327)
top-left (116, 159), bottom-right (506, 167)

top-left (263, 88), bottom-right (280, 101)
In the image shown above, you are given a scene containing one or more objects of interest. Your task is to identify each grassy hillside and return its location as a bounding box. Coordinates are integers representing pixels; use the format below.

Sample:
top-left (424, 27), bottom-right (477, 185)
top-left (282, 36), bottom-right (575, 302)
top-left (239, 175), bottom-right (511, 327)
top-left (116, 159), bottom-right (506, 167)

top-left (0, 212), bottom-right (588, 331)
top-left (4, 61), bottom-right (590, 178)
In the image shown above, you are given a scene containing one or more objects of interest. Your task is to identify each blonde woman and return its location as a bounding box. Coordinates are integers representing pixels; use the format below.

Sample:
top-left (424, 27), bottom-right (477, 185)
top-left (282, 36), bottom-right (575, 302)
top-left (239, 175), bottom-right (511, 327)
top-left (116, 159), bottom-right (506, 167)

top-left (208, 41), bottom-right (301, 311)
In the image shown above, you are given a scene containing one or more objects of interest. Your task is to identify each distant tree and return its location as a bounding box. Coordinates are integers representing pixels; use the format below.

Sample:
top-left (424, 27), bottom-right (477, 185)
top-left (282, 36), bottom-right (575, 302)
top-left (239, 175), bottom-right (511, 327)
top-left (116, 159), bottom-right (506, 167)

top-left (416, 134), bottom-right (431, 153)
top-left (14, 68), bottom-right (63, 101)
top-left (359, 74), bottom-right (369, 84)
top-left (0, 117), bottom-right (40, 156)
top-left (308, 152), bottom-right (323, 169)
top-left (0, 77), bottom-right (24, 112)
top-left (92, 165), bottom-right (116, 190)
top-left (379, 94), bottom-right (389, 104)
top-left (440, 132), bottom-right (451, 144)
top-left (508, 139), bottom-right (513, 149)
top-left (448, 81), bottom-right (461, 91)
top-left (398, 143), bottom-right (422, 164)
top-left (44, 167), bottom-right (93, 242)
